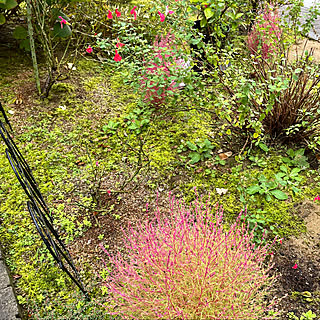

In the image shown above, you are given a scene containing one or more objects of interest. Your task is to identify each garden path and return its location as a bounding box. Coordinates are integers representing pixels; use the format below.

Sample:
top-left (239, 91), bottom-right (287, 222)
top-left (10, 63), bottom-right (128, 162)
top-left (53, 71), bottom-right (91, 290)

top-left (0, 247), bottom-right (21, 320)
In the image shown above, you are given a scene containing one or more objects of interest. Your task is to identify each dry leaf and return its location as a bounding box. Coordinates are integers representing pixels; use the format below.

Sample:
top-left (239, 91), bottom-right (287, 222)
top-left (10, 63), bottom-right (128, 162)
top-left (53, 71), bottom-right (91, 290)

top-left (75, 160), bottom-right (85, 166)
top-left (218, 151), bottom-right (232, 160)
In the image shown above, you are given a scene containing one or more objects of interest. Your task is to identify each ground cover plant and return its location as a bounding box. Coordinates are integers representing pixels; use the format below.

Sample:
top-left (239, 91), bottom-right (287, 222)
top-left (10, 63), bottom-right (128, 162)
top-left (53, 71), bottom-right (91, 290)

top-left (1, 0), bottom-right (320, 319)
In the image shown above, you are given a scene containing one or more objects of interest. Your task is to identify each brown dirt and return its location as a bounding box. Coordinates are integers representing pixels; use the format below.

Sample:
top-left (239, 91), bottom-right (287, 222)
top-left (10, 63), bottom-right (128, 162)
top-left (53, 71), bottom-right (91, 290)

top-left (272, 200), bottom-right (320, 319)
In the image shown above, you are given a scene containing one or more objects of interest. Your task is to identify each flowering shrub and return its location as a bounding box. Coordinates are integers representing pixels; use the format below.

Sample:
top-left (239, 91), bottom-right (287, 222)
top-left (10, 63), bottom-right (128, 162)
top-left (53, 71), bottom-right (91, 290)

top-left (101, 194), bottom-right (278, 319)
top-left (140, 33), bottom-right (186, 106)
top-left (247, 5), bottom-right (282, 60)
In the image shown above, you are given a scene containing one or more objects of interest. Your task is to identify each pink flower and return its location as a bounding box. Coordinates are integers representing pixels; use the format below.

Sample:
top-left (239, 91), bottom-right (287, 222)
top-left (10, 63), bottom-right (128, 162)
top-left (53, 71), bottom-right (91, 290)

top-left (116, 39), bottom-right (125, 48)
top-left (279, 239), bottom-right (282, 244)
top-left (96, 161), bottom-right (99, 166)
top-left (130, 6), bottom-right (137, 20)
top-left (107, 190), bottom-right (111, 195)
top-left (115, 9), bottom-right (121, 17)
top-left (86, 45), bottom-right (93, 54)
top-left (292, 263), bottom-right (298, 269)
top-left (58, 16), bottom-right (67, 29)
top-left (107, 10), bottom-right (113, 19)
top-left (165, 6), bottom-right (174, 15)
top-left (158, 11), bottom-right (165, 22)
top-left (314, 195), bottom-right (320, 202)
top-left (114, 50), bottom-right (122, 62)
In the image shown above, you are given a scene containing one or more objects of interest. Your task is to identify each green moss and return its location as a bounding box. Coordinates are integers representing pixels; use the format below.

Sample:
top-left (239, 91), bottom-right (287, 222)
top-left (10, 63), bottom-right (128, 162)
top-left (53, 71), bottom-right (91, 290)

top-left (51, 82), bottom-right (75, 94)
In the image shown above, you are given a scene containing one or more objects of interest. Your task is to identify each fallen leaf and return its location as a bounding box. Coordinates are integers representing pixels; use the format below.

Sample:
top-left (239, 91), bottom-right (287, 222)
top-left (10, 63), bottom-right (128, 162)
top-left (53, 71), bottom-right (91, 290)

top-left (218, 151), bottom-right (232, 160)
top-left (196, 168), bottom-right (203, 174)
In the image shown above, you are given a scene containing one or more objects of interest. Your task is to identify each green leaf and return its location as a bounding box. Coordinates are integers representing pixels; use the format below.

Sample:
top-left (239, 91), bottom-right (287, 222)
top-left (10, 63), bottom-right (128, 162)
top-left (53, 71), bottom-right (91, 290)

top-left (292, 186), bottom-right (301, 194)
top-left (258, 142), bottom-right (269, 152)
top-left (53, 22), bottom-right (72, 38)
top-left (189, 152), bottom-right (201, 164)
top-left (295, 148), bottom-right (305, 156)
top-left (13, 26), bottom-right (28, 40)
top-left (0, 13), bottom-right (5, 25)
top-left (186, 141), bottom-right (197, 151)
top-left (291, 167), bottom-right (301, 175)
top-left (280, 165), bottom-right (288, 173)
top-left (204, 8), bottom-right (214, 19)
top-left (0, 0), bottom-right (17, 9)
top-left (287, 149), bottom-right (295, 158)
top-left (270, 189), bottom-right (288, 200)
top-left (19, 39), bottom-right (30, 51)
top-left (246, 185), bottom-right (261, 195)
top-left (200, 17), bottom-right (207, 28)
top-left (51, 9), bottom-right (70, 22)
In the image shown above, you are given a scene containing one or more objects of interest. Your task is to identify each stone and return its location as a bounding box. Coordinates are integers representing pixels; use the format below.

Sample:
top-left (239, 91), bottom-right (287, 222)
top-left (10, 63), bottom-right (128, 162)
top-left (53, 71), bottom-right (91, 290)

top-left (0, 286), bottom-right (20, 320)
top-left (0, 260), bottom-right (11, 290)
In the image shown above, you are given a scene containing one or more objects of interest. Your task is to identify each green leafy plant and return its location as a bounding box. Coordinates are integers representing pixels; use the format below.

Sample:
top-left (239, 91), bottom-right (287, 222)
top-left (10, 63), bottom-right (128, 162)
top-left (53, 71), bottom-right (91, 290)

top-left (274, 165), bottom-right (303, 195)
top-left (241, 210), bottom-right (278, 247)
top-left (214, 155), bottom-right (226, 166)
top-left (0, 0), bottom-right (18, 24)
top-left (282, 148), bottom-right (309, 170)
top-left (12, 25), bottom-right (30, 51)
top-left (102, 121), bottom-right (120, 135)
top-left (288, 309), bottom-right (317, 320)
top-left (124, 108), bottom-right (151, 135)
top-left (249, 155), bottom-right (267, 168)
top-left (246, 174), bottom-right (288, 201)
top-left (178, 138), bottom-right (214, 164)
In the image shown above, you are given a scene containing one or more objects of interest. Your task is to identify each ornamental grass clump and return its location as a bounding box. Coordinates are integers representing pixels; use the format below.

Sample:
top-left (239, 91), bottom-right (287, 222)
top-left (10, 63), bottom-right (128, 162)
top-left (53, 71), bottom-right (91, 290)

top-left (102, 195), bottom-right (278, 319)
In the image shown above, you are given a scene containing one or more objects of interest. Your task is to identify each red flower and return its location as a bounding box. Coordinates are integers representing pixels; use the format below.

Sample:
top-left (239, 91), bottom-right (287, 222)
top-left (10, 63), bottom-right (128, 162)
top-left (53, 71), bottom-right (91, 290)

top-left (107, 190), bottom-right (111, 195)
top-left (86, 45), bottom-right (93, 54)
top-left (115, 9), bottom-right (121, 17)
top-left (279, 239), bottom-right (282, 244)
top-left (292, 263), bottom-right (298, 269)
top-left (130, 6), bottom-right (137, 20)
top-left (314, 195), bottom-right (320, 202)
top-left (58, 16), bottom-right (67, 29)
top-left (158, 11), bottom-right (165, 22)
top-left (165, 6), bottom-right (174, 15)
top-left (114, 50), bottom-right (122, 62)
top-left (116, 39), bottom-right (125, 48)
top-left (107, 10), bottom-right (113, 19)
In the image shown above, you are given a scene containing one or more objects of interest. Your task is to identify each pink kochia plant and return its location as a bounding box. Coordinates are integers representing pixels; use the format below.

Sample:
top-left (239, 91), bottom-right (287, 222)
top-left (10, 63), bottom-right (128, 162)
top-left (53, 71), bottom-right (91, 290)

top-left (101, 194), bottom-right (278, 319)
top-left (141, 33), bottom-right (183, 106)
top-left (247, 5), bottom-right (282, 60)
